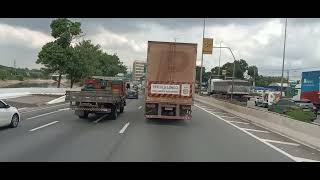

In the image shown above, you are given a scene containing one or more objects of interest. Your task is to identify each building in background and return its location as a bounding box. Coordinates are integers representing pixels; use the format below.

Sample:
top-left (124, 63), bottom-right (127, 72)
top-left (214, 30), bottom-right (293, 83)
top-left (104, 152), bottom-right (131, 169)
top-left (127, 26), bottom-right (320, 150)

top-left (132, 60), bottom-right (147, 82)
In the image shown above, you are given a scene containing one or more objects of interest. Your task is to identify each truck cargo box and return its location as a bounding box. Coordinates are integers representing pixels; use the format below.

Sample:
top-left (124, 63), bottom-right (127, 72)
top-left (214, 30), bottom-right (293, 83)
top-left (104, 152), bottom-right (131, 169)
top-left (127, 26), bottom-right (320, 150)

top-left (145, 41), bottom-right (197, 120)
top-left (301, 71), bottom-right (320, 105)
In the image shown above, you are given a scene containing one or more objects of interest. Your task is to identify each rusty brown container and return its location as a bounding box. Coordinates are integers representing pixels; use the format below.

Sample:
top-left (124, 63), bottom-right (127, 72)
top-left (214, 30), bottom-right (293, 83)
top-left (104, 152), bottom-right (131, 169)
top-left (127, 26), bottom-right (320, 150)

top-left (145, 41), bottom-right (197, 120)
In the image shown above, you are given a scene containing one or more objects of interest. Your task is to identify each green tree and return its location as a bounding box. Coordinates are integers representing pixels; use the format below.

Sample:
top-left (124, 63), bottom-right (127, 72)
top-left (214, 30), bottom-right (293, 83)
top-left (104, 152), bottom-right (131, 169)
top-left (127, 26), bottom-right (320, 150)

top-left (203, 71), bottom-right (212, 85)
top-left (66, 40), bottom-right (101, 88)
top-left (210, 66), bottom-right (220, 76)
top-left (37, 18), bottom-right (82, 88)
top-left (50, 18), bottom-right (82, 48)
top-left (95, 53), bottom-right (127, 77)
top-left (248, 65), bottom-right (258, 78)
top-left (220, 59), bottom-right (248, 79)
top-left (37, 41), bottom-right (69, 87)
top-left (196, 66), bottom-right (205, 83)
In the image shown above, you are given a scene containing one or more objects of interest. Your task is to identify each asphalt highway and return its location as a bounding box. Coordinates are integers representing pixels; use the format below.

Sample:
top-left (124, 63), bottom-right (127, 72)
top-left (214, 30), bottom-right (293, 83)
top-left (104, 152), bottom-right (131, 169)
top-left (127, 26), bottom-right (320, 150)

top-left (0, 95), bottom-right (319, 162)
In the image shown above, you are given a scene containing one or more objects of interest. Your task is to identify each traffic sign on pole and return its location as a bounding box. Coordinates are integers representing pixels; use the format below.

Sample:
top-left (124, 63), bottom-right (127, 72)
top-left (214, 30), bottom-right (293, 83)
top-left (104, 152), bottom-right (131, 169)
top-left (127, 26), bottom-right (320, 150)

top-left (202, 38), bottom-right (213, 54)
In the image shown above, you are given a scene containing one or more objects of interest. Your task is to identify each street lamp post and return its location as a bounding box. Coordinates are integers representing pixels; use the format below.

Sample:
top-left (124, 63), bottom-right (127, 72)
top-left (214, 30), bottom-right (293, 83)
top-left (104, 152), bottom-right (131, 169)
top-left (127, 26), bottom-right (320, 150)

top-left (280, 18), bottom-right (288, 97)
top-left (218, 41), bottom-right (222, 76)
top-left (199, 18), bottom-right (206, 95)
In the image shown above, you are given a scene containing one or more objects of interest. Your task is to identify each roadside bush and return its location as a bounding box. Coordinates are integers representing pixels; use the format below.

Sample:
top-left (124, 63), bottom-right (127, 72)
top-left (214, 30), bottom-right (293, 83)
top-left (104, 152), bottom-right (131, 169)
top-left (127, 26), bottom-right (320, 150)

top-left (16, 75), bottom-right (24, 81)
top-left (286, 108), bottom-right (316, 123)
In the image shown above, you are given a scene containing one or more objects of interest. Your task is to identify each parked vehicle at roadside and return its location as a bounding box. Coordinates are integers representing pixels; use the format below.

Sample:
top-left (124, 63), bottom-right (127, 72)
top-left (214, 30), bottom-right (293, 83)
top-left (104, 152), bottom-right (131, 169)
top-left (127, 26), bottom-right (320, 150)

top-left (293, 99), bottom-right (318, 115)
top-left (0, 100), bottom-right (20, 128)
top-left (255, 91), bottom-right (281, 108)
top-left (268, 98), bottom-right (317, 121)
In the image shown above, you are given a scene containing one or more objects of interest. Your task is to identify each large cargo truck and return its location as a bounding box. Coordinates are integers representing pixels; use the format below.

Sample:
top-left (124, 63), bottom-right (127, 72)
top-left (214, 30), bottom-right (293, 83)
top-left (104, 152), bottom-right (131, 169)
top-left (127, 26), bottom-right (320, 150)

top-left (65, 76), bottom-right (127, 120)
top-left (301, 71), bottom-right (320, 110)
top-left (144, 41), bottom-right (197, 120)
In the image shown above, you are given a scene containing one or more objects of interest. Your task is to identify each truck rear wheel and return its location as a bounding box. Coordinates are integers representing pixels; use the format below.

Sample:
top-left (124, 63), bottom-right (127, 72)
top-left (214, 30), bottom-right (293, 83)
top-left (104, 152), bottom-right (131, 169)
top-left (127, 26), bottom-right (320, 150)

top-left (79, 111), bottom-right (89, 119)
top-left (110, 106), bottom-right (118, 120)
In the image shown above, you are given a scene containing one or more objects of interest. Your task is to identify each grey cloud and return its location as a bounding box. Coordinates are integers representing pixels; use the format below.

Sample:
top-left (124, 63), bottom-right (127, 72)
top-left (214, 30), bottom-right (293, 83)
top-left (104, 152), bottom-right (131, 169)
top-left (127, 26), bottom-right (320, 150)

top-left (0, 44), bottom-right (40, 69)
top-left (0, 18), bottom-right (53, 34)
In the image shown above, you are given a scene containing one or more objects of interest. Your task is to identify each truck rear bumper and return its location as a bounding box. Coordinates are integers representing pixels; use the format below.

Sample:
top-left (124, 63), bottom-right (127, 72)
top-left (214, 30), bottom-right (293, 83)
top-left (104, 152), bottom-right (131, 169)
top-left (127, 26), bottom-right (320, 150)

top-left (145, 115), bottom-right (192, 120)
top-left (71, 107), bottom-right (111, 113)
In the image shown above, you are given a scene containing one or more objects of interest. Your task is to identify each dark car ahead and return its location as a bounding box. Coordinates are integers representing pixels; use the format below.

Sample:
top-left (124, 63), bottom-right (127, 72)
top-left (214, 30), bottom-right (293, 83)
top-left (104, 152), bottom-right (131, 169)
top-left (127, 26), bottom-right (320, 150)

top-left (126, 89), bottom-right (138, 99)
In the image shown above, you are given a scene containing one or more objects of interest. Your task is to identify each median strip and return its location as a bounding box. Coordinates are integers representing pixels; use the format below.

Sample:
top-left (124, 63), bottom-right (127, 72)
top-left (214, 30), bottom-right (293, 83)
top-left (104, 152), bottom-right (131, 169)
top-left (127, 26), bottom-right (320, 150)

top-left (29, 121), bottom-right (59, 132)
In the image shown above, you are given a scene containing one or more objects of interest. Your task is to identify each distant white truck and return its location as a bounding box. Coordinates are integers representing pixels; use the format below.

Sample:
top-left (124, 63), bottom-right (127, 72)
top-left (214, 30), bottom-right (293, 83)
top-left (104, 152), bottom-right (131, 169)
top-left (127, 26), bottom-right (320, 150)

top-left (207, 78), bottom-right (223, 95)
top-left (255, 91), bottom-right (281, 108)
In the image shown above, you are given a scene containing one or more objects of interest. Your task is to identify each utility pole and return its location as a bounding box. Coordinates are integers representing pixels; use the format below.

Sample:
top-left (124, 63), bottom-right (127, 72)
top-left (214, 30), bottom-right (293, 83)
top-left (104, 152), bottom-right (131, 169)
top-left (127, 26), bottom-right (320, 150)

top-left (253, 68), bottom-right (256, 88)
top-left (199, 18), bottom-right (206, 95)
top-left (280, 18), bottom-right (288, 97)
top-left (13, 59), bottom-right (16, 76)
top-left (218, 41), bottom-right (222, 76)
top-left (287, 70), bottom-right (289, 84)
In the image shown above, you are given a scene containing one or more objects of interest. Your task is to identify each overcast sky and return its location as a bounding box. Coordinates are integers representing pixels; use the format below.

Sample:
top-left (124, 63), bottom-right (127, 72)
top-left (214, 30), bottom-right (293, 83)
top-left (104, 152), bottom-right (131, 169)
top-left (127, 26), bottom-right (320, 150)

top-left (0, 18), bottom-right (320, 79)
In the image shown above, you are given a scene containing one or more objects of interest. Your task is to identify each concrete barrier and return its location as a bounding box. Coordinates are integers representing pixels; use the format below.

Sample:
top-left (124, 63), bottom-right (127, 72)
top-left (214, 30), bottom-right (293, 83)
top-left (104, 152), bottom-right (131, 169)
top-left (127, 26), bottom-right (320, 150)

top-left (195, 94), bottom-right (320, 150)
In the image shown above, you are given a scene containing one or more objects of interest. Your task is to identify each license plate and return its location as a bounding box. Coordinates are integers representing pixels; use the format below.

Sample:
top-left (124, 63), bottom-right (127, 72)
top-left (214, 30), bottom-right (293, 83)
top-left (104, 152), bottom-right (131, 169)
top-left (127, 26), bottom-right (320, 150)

top-left (165, 107), bottom-right (173, 110)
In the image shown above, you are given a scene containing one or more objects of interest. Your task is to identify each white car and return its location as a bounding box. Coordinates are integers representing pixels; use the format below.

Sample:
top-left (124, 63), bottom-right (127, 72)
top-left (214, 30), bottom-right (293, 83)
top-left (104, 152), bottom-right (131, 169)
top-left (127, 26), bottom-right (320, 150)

top-left (0, 100), bottom-right (20, 128)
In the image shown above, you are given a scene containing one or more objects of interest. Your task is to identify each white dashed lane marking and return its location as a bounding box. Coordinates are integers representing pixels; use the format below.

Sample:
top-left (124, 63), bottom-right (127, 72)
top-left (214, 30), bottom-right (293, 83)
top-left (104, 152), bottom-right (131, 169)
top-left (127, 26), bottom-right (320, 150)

top-left (29, 121), bottom-right (59, 132)
top-left (119, 122), bottom-right (130, 134)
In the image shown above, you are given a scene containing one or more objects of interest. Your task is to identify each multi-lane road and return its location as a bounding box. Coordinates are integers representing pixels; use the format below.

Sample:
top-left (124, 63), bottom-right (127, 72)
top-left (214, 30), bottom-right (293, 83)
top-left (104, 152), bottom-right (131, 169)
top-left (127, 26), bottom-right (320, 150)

top-left (0, 95), bottom-right (320, 162)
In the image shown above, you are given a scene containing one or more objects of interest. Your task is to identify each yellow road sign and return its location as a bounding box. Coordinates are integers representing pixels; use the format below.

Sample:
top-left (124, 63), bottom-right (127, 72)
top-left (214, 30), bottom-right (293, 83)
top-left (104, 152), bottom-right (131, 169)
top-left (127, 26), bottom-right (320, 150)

top-left (203, 38), bottom-right (213, 54)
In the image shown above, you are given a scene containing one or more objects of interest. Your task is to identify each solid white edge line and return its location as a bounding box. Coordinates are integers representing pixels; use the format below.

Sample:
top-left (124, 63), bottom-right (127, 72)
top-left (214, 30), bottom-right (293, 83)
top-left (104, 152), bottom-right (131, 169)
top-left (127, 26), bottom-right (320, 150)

top-left (194, 104), bottom-right (299, 162)
top-left (261, 139), bottom-right (300, 146)
top-left (220, 116), bottom-right (238, 119)
top-left (208, 111), bottom-right (227, 114)
top-left (26, 108), bottom-right (68, 120)
top-left (93, 114), bottom-right (109, 124)
top-left (292, 157), bottom-right (319, 162)
top-left (228, 120), bottom-right (250, 124)
top-left (138, 106), bottom-right (142, 109)
top-left (19, 103), bottom-right (69, 113)
top-left (29, 121), bottom-right (59, 132)
top-left (119, 122), bottom-right (130, 134)
top-left (241, 128), bottom-right (270, 133)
